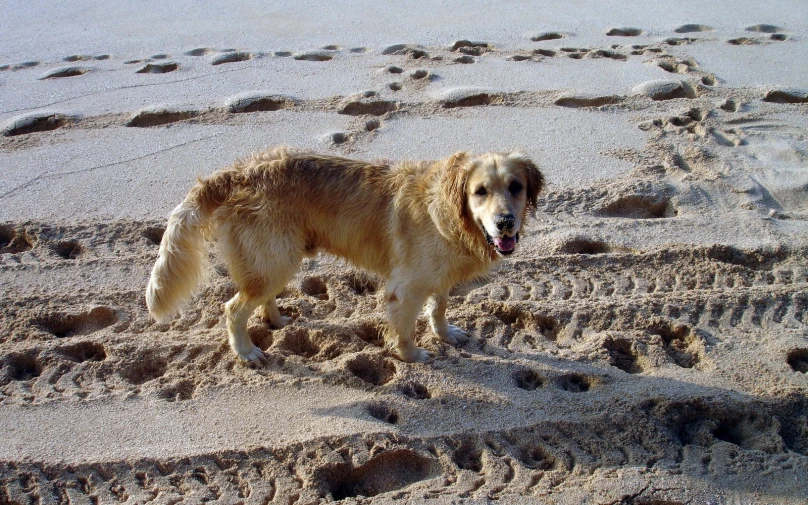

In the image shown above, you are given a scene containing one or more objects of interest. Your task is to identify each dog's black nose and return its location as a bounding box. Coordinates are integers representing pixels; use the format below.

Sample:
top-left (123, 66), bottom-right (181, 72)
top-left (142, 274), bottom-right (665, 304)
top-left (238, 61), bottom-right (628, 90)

top-left (495, 214), bottom-right (515, 231)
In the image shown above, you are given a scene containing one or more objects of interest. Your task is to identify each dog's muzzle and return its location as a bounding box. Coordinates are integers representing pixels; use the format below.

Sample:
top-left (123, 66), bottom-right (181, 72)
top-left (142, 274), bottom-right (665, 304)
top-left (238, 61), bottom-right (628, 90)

top-left (484, 229), bottom-right (519, 256)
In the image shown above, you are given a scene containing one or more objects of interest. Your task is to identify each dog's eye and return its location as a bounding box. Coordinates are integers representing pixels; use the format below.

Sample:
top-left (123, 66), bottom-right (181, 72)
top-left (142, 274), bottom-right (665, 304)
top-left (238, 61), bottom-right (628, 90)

top-left (474, 187), bottom-right (488, 197)
top-left (508, 181), bottom-right (523, 196)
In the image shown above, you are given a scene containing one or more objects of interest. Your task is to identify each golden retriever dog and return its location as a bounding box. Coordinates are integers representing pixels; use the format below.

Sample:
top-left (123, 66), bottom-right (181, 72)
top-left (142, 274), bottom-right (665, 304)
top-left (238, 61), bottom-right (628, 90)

top-left (146, 147), bottom-right (543, 363)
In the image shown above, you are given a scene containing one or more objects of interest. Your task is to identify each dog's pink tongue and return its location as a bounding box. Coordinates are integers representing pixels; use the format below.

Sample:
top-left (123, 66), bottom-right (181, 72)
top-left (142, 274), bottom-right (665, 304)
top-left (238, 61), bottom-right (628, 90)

top-left (494, 236), bottom-right (516, 252)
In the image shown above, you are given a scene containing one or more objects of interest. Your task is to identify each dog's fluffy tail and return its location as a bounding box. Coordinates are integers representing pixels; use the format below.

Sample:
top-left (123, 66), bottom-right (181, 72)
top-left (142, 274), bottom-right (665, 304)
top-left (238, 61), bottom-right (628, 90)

top-left (145, 175), bottom-right (232, 322)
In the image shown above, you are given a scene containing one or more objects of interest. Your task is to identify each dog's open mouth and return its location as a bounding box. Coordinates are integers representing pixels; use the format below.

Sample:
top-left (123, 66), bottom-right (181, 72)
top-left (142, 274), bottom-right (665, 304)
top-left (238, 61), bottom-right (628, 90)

top-left (484, 230), bottom-right (519, 255)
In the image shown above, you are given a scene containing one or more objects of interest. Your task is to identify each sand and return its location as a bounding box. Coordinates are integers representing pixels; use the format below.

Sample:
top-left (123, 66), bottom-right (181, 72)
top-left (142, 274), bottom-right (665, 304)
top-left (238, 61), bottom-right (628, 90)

top-left (1, 1), bottom-right (808, 503)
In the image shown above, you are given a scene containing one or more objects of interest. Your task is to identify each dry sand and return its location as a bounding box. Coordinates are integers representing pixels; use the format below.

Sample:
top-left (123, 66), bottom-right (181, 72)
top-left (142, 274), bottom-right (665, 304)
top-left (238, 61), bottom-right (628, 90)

top-left (2, 1), bottom-right (808, 503)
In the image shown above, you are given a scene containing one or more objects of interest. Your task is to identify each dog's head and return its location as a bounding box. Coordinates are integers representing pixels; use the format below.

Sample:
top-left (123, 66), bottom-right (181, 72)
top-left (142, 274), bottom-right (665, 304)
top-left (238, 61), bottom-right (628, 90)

top-left (441, 152), bottom-right (544, 257)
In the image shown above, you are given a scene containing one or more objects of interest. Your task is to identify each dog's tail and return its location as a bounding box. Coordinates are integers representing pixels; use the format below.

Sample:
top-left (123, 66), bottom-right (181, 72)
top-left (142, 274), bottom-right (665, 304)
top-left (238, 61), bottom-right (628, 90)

top-left (145, 173), bottom-right (233, 322)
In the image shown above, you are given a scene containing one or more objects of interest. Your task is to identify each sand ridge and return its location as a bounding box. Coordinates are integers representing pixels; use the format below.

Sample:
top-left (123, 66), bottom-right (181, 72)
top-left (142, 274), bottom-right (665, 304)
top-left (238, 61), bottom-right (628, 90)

top-left (2, 2), bottom-right (808, 503)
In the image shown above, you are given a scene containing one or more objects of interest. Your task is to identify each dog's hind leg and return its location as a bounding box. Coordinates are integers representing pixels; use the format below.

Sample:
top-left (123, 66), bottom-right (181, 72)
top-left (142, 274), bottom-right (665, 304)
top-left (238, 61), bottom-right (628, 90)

top-left (225, 291), bottom-right (271, 365)
top-left (258, 297), bottom-right (293, 329)
top-left (428, 292), bottom-right (470, 345)
top-left (221, 227), bottom-right (302, 365)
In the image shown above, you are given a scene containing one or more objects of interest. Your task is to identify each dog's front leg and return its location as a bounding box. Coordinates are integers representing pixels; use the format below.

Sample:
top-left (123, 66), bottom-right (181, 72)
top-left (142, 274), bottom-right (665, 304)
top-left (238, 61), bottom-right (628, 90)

top-left (385, 278), bottom-right (432, 362)
top-left (428, 292), bottom-right (470, 345)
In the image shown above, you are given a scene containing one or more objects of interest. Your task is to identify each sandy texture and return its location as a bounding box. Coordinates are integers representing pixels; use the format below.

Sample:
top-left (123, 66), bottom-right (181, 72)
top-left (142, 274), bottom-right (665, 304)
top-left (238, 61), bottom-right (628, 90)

top-left (2, 1), bottom-right (808, 503)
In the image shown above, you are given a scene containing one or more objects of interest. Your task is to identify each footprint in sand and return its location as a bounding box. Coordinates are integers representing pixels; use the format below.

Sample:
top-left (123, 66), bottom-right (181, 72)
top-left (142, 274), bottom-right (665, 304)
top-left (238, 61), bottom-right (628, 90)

top-left (452, 40), bottom-right (491, 56)
top-left (2, 112), bottom-right (71, 137)
top-left (0, 225), bottom-right (34, 252)
top-left (211, 51), bottom-right (254, 65)
top-left (530, 32), bottom-right (565, 42)
top-left (787, 349), bottom-right (808, 373)
top-left (382, 44), bottom-right (429, 59)
top-left (225, 91), bottom-right (296, 113)
top-left (674, 24), bottom-right (713, 33)
top-left (39, 66), bottom-right (89, 79)
top-left (554, 94), bottom-right (623, 108)
top-left (762, 87), bottom-right (808, 104)
top-left (606, 27), bottom-right (643, 37)
top-left (1, 61), bottom-right (40, 71)
top-left (293, 51), bottom-right (333, 62)
top-left (64, 54), bottom-right (109, 62)
top-left (136, 61), bottom-right (178, 74)
top-left (745, 24), bottom-right (782, 33)
top-left (125, 105), bottom-right (199, 127)
top-left (34, 306), bottom-right (119, 339)
top-left (534, 49), bottom-right (557, 57)
top-left (185, 47), bottom-right (215, 56)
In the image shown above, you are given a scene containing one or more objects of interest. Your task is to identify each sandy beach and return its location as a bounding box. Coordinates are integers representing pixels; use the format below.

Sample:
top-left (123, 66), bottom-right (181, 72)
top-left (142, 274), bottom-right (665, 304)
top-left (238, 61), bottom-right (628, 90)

top-left (1, 1), bottom-right (808, 503)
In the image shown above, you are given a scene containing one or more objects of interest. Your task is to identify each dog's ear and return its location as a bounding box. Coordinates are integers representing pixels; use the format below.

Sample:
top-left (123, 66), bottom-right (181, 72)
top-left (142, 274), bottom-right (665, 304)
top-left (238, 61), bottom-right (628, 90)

top-left (441, 151), bottom-right (470, 219)
top-left (508, 152), bottom-right (544, 209)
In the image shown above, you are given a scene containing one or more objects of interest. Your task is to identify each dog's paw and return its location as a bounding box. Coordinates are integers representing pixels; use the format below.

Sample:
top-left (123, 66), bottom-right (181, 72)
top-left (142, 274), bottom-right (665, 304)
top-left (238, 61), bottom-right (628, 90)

top-left (271, 315), bottom-right (294, 329)
top-left (240, 345), bottom-right (270, 367)
top-left (396, 345), bottom-right (433, 363)
top-left (439, 324), bottom-right (470, 345)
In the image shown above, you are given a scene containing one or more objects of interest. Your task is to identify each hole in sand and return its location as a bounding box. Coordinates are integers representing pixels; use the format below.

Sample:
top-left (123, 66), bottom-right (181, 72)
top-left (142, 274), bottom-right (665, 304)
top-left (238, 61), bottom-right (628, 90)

top-left (554, 95), bottom-right (622, 108)
top-left (400, 381), bottom-right (430, 399)
top-left (345, 272), bottom-right (378, 295)
top-left (763, 90), bottom-right (808, 104)
top-left (126, 109), bottom-right (198, 127)
top-left (555, 236), bottom-right (612, 255)
top-left (300, 276), bottom-right (328, 300)
top-left (534, 48), bottom-right (557, 57)
top-left (52, 240), bottom-right (83, 259)
top-left (556, 373), bottom-right (594, 392)
top-left (674, 24), bottom-right (713, 33)
top-left (136, 62), bottom-right (178, 74)
top-left (293, 52), bottom-right (333, 62)
top-left (142, 226), bottom-right (165, 245)
top-left (57, 341), bottom-right (106, 362)
top-left (36, 306), bottom-right (118, 338)
top-left (648, 321), bottom-right (700, 368)
top-left (157, 379), bottom-right (196, 402)
top-left (185, 47), bottom-right (215, 56)
top-left (3, 113), bottom-right (69, 137)
top-left (120, 356), bottom-right (168, 385)
top-left (745, 24), bottom-right (782, 34)
top-left (451, 441), bottom-right (483, 472)
top-left (352, 320), bottom-right (385, 346)
top-left (454, 55), bottom-right (475, 64)
top-left (0, 226), bottom-right (34, 253)
top-left (367, 402), bottom-right (398, 424)
top-left (40, 66), bottom-right (88, 79)
top-left (6, 352), bottom-right (42, 381)
top-left (443, 93), bottom-right (493, 109)
top-left (275, 328), bottom-right (319, 358)
top-left (787, 349), bottom-right (808, 373)
top-left (513, 368), bottom-right (544, 390)
top-left (604, 337), bottom-right (643, 374)
top-left (517, 445), bottom-right (556, 470)
top-left (212, 52), bottom-right (253, 65)
top-left (347, 355), bottom-right (396, 386)
top-left (531, 32), bottom-right (564, 42)
top-left (607, 27), bottom-right (643, 37)
top-left (318, 449), bottom-right (436, 500)
top-left (338, 100), bottom-right (398, 116)
top-left (598, 195), bottom-right (676, 219)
